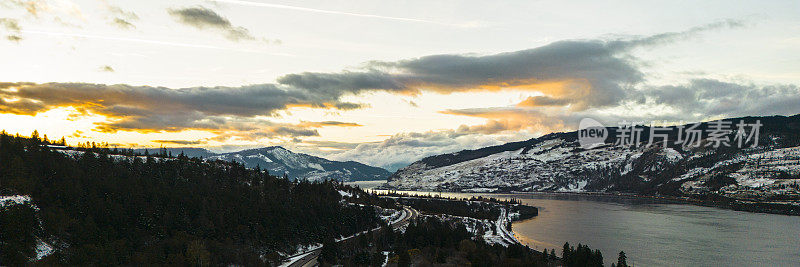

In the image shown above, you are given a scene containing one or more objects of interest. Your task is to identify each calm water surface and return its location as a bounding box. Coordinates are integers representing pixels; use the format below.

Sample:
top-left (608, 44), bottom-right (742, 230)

top-left (347, 181), bottom-right (800, 266)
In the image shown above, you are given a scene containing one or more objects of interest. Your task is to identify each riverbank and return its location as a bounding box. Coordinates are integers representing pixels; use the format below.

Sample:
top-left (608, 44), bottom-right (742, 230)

top-left (377, 185), bottom-right (800, 216)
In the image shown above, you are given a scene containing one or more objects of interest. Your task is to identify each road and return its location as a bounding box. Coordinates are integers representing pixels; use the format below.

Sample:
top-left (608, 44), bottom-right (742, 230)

top-left (286, 206), bottom-right (418, 267)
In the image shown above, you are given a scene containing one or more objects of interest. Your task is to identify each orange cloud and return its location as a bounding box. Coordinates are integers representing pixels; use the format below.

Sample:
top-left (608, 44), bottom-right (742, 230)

top-left (441, 107), bottom-right (570, 135)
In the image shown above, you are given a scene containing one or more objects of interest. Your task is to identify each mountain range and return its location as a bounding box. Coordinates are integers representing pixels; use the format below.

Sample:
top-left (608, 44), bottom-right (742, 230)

top-left (386, 115), bottom-right (800, 213)
top-left (134, 146), bottom-right (390, 181)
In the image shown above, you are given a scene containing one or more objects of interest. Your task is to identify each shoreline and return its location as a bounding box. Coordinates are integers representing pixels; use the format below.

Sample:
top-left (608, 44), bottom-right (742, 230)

top-left (374, 186), bottom-right (800, 216)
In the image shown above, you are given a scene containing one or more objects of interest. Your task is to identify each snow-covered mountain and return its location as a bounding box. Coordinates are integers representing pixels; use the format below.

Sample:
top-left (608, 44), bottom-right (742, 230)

top-left (133, 146), bottom-right (390, 181)
top-left (206, 146), bottom-right (391, 181)
top-left (387, 115), bottom-right (800, 211)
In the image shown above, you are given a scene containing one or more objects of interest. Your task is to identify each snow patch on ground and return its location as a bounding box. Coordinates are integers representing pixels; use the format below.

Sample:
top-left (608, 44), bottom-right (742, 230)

top-left (0, 195), bottom-right (32, 207)
top-left (338, 190), bottom-right (353, 198)
top-left (35, 239), bottom-right (54, 260)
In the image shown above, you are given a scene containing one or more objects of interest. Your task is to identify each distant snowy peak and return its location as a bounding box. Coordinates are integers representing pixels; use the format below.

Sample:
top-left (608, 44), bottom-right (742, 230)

top-left (208, 146), bottom-right (390, 182)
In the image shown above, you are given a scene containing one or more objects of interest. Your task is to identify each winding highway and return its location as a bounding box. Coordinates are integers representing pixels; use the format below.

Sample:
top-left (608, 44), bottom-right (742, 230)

top-left (286, 206), bottom-right (418, 267)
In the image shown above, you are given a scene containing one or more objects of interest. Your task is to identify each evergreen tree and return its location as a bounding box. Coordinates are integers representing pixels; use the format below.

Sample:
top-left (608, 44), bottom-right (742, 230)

top-left (593, 249), bottom-right (604, 267)
top-left (617, 251), bottom-right (628, 267)
top-left (319, 237), bottom-right (339, 264)
top-left (562, 242), bottom-right (571, 261)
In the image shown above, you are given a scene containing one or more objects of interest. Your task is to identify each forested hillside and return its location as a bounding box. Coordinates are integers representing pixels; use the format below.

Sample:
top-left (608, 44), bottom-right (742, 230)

top-left (0, 132), bottom-right (379, 265)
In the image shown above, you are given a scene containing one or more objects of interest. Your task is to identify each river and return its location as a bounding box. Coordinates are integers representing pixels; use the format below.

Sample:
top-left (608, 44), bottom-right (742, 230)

top-left (346, 181), bottom-right (800, 266)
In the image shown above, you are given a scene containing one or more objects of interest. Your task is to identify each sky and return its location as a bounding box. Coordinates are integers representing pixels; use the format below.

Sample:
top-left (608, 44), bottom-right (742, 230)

top-left (1, 0), bottom-right (799, 170)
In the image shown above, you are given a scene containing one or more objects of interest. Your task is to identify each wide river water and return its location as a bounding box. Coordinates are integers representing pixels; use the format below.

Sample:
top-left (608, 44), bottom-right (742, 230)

top-left (347, 181), bottom-right (800, 266)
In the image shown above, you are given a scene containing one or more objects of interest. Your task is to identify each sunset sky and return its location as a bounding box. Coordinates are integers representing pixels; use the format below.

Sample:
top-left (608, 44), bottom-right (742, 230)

top-left (1, 0), bottom-right (799, 170)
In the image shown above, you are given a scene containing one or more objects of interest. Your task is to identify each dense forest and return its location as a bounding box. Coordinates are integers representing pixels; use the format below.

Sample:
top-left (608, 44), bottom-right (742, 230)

top-left (377, 192), bottom-right (538, 221)
top-left (0, 131), bottom-right (628, 266)
top-left (0, 132), bottom-right (379, 265)
top-left (322, 216), bottom-right (555, 266)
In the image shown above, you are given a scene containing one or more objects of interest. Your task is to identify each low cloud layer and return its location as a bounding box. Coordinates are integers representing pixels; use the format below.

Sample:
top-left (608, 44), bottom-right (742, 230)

top-left (302, 130), bottom-right (515, 171)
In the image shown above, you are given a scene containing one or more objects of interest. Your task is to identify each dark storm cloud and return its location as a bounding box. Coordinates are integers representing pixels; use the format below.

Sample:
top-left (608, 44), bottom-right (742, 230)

top-left (168, 6), bottom-right (255, 41)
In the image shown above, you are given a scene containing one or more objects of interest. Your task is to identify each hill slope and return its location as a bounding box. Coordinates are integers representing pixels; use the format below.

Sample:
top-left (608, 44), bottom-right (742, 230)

top-left (388, 115), bottom-right (800, 213)
top-left (0, 134), bottom-right (381, 265)
top-left (137, 146), bottom-right (391, 181)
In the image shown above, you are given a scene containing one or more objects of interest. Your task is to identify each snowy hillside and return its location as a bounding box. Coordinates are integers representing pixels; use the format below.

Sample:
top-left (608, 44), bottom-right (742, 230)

top-left (388, 115), bottom-right (800, 209)
top-left (56, 146), bottom-right (390, 182)
top-left (207, 146), bottom-right (391, 181)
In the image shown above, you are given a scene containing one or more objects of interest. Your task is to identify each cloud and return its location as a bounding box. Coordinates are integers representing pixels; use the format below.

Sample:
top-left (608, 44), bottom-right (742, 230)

top-left (0, 82), bottom-right (365, 134)
top-left (1, 18), bottom-right (22, 42)
top-left (168, 6), bottom-right (255, 41)
top-left (441, 107), bottom-right (567, 134)
top-left (6, 35), bottom-right (22, 42)
top-left (297, 121), bottom-right (362, 127)
top-left (278, 20), bottom-right (744, 112)
top-left (112, 18), bottom-right (135, 29)
top-left (2, 21), bottom-right (790, 170)
top-left (153, 139), bottom-right (205, 145)
top-left (441, 78), bottom-right (800, 136)
top-left (607, 19), bottom-right (745, 50)
top-left (642, 78), bottom-right (800, 119)
top-left (352, 77), bottom-right (800, 170)
top-left (0, 18), bottom-right (21, 31)
top-left (99, 65), bottom-right (115, 72)
top-left (279, 38), bottom-right (639, 110)
top-left (303, 130), bottom-right (530, 171)
top-left (2, 0), bottom-right (49, 17)
top-left (296, 140), bottom-right (364, 150)
top-left (101, 1), bottom-right (138, 29)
